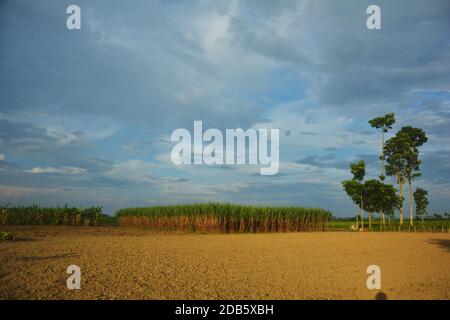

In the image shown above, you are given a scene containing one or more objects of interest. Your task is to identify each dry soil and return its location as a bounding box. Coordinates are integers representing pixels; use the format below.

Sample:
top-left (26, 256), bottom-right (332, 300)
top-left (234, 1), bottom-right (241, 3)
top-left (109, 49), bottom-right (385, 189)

top-left (0, 226), bottom-right (449, 300)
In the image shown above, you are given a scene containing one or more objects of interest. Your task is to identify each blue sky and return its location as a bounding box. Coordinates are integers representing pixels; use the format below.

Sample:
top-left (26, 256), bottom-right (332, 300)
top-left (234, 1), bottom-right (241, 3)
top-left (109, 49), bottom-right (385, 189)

top-left (1, 0), bottom-right (449, 216)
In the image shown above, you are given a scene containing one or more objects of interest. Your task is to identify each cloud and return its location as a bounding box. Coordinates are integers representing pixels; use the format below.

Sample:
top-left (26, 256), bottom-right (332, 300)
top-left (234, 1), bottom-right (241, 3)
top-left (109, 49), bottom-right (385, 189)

top-left (229, 0), bottom-right (450, 112)
top-left (299, 131), bottom-right (319, 136)
top-left (0, 153), bottom-right (4, 161)
top-left (0, 0), bottom-right (270, 130)
top-left (28, 166), bottom-right (87, 175)
top-left (0, 185), bottom-right (61, 198)
top-left (0, 0), bottom-right (449, 216)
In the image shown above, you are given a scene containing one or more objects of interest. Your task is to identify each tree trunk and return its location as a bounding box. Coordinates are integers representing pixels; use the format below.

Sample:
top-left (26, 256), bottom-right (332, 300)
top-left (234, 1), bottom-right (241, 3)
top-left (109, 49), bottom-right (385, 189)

top-left (399, 181), bottom-right (404, 226)
top-left (361, 208), bottom-right (365, 231)
top-left (355, 206), bottom-right (359, 229)
top-left (360, 196), bottom-right (364, 231)
top-left (409, 180), bottom-right (413, 226)
top-left (368, 212), bottom-right (371, 230)
top-left (381, 131), bottom-right (385, 179)
top-left (397, 172), bottom-right (404, 226)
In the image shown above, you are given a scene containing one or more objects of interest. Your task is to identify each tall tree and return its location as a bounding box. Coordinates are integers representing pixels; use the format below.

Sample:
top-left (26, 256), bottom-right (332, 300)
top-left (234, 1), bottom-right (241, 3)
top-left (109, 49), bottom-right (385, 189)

top-left (403, 151), bottom-right (421, 226)
top-left (413, 188), bottom-right (428, 223)
top-left (384, 133), bottom-right (415, 226)
top-left (369, 113), bottom-right (395, 181)
top-left (397, 126), bottom-right (428, 226)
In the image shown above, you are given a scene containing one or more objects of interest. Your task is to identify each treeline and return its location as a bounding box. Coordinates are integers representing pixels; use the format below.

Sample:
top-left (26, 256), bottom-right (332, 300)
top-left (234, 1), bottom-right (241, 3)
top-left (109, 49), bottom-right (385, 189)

top-left (117, 203), bottom-right (332, 232)
top-left (0, 205), bottom-right (103, 226)
top-left (330, 218), bottom-right (449, 232)
top-left (426, 213), bottom-right (450, 220)
top-left (342, 113), bottom-right (432, 231)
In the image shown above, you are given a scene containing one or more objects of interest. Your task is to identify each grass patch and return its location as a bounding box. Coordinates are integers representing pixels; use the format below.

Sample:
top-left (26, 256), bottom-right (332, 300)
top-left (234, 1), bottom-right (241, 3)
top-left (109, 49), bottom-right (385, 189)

top-left (0, 231), bottom-right (15, 241)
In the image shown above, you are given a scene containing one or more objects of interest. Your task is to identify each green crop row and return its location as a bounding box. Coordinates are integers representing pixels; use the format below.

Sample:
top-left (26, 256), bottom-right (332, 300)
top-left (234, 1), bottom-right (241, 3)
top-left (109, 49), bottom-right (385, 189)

top-left (0, 205), bottom-right (103, 226)
top-left (116, 203), bottom-right (332, 232)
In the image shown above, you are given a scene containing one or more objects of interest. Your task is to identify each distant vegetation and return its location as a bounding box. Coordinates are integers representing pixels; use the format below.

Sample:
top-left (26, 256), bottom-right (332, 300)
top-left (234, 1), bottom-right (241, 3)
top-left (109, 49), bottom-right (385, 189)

top-left (1, 203), bottom-right (448, 233)
top-left (0, 205), bottom-right (103, 226)
top-left (331, 216), bottom-right (450, 232)
top-left (116, 203), bottom-right (332, 233)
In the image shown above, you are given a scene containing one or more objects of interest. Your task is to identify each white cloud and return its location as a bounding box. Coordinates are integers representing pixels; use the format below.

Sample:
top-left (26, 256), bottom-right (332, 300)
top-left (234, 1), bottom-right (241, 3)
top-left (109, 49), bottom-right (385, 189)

top-left (0, 185), bottom-right (61, 198)
top-left (28, 166), bottom-right (86, 175)
top-left (106, 160), bottom-right (162, 183)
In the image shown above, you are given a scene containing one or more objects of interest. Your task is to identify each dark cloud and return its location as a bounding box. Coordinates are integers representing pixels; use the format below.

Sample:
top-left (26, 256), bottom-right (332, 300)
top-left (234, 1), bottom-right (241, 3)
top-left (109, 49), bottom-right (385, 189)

top-left (230, 0), bottom-right (450, 112)
top-left (299, 131), bottom-right (319, 136)
top-left (0, 0), bottom-right (267, 130)
top-left (421, 150), bottom-right (450, 185)
top-left (0, 160), bottom-right (21, 171)
top-left (0, 119), bottom-right (92, 164)
top-left (404, 99), bottom-right (450, 139)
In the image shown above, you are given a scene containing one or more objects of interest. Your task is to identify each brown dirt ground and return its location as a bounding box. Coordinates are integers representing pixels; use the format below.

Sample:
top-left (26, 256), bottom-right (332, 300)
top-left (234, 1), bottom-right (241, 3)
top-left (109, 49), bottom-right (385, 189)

top-left (0, 226), bottom-right (449, 300)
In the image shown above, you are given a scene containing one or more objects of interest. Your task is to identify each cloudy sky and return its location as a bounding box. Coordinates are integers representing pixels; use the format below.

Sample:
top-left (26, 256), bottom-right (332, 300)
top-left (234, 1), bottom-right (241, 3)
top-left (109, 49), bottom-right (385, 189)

top-left (1, 0), bottom-right (449, 216)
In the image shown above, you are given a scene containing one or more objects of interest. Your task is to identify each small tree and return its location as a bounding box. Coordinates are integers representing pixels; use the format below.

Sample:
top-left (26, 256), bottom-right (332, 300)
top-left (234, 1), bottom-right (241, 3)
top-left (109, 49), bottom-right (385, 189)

top-left (351, 160), bottom-right (366, 229)
top-left (377, 182), bottom-right (401, 228)
top-left (342, 179), bottom-right (363, 229)
top-left (369, 113), bottom-right (395, 181)
top-left (362, 180), bottom-right (379, 230)
top-left (342, 160), bottom-right (366, 230)
top-left (362, 179), bottom-right (400, 230)
top-left (413, 188), bottom-right (428, 223)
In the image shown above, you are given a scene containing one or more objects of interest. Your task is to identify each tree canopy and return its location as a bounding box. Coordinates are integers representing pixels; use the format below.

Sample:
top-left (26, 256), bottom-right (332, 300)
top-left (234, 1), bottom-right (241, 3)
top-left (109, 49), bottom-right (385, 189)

top-left (363, 179), bottom-right (400, 216)
top-left (350, 160), bottom-right (366, 182)
top-left (368, 113), bottom-right (395, 132)
top-left (342, 179), bottom-right (364, 209)
top-left (414, 188), bottom-right (429, 220)
top-left (384, 132), bottom-right (415, 184)
top-left (397, 126), bottom-right (428, 150)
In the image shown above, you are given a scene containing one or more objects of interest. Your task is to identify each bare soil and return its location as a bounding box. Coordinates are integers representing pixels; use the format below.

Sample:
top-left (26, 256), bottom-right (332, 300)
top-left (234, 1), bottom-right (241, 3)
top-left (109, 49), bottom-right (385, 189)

top-left (0, 226), bottom-right (449, 300)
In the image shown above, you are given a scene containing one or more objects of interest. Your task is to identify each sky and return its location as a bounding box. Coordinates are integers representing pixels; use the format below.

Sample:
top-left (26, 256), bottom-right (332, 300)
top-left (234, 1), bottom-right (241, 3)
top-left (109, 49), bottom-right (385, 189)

top-left (0, 0), bottom-right (449, 216)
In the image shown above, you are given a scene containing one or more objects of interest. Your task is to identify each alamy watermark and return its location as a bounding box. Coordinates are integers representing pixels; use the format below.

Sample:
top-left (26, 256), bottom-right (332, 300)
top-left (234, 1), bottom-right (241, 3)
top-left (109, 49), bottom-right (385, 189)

top-left (66, 5), bottom-right (81, 30)
top-left (366, 5), bottom-right (381, 30)
top-left (66, 265), bottom-right (81, 290)
top-left (65, 4), bottom-right (380, 31)
top-left (170, 121), bottom-right (279, 175)
top-left (366, 265), bottom-right (381, 290)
